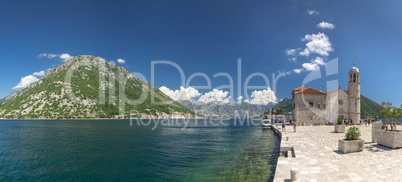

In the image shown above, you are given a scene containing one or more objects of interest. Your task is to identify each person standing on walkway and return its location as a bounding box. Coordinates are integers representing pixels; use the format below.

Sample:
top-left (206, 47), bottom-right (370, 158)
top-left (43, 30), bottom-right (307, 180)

top-left (282, 121), bottom-right (286, 132)
top-left (293, 120), bottom-right (297, 132)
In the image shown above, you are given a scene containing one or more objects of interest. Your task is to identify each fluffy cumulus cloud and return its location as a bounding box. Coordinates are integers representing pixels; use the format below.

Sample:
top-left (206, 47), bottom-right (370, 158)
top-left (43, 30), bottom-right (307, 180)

top-left (245, 87), bottom-right (277, 105)
top-left (159, 86), bottom-right (201, 101)
top-left (198, 89), bottom-right (230, 104)
top-left (317, 21), bottom-right (335, 30)
top-left (295, 57), bottom-right (325, 73)
top-left (293, 68), bottom-right (303, 74)
top-left (13, 75), bottom-right (39, 89)
top-left (302, 62), bottom-right (319, 71)
top-left (307, 10), bottom-right (319, 16)
top-left (160, 86), bottom-right (278, 105)
top-left (12, 70), bottom-right (47, 89)
top-left (312, 57), bottom-right (325, 65)
top-left (39, 53), bottom-right (73, 62)
top-left (286, 49), bottom-right (297, 56)
top-left (59, 53), bottom-right (73, 61)
top-left (33, 70), bottom-right (46, 76)
top-left (117, 58), bottom-right (126, 64)
top-left (299, 48), bottom-right (310, 56)
top-left (300, 32), bottom-right (333, 56)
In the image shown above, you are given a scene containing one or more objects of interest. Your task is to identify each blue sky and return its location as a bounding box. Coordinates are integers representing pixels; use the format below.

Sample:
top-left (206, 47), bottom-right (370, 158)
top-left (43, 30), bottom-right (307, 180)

top-left (1, 0), bottom-right (402, 106)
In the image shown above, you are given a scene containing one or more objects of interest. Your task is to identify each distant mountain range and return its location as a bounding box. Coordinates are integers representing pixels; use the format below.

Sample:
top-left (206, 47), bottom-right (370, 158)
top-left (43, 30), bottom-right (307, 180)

top-left (0, 90), bottom-right (21, 105)
top-left (178, 100), bottom-right (274, 118)
top-left (0, 56), bottom-right (194, 119)
top-left (273, 95), bottom-right (384, 119)
top-left (272, 98), bottom-right (292, 113)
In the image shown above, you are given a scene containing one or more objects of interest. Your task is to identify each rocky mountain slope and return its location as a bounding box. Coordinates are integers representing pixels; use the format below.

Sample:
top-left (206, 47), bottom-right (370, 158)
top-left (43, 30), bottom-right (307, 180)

top-left (0, 90), bottom-right (21, 105)
top-left (0, 55), bottom-right (194, 119)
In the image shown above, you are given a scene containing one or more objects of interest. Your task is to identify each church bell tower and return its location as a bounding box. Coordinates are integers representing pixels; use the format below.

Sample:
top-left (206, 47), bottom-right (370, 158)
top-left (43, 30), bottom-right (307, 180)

top-left (348, 63), bottom-right (361, 124)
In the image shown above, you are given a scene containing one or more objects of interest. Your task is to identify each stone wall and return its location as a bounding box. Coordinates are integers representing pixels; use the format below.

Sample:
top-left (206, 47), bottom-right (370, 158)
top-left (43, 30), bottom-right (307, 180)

top-left (292, 94), bottom-right (328, 125)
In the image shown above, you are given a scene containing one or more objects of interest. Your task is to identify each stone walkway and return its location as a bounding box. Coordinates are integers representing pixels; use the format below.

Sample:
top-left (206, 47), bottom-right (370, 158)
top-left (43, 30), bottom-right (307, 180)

top-left (273, 125), bottom-right (402, 182)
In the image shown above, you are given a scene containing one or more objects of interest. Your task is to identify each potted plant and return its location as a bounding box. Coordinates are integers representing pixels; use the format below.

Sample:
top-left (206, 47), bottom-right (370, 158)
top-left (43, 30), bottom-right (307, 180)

top-left (338, 126), bottom-right (364, 153)
top-left (377, 102), bottom-right (402, 148)
top-left (334, 116), bottom-right (345, 133)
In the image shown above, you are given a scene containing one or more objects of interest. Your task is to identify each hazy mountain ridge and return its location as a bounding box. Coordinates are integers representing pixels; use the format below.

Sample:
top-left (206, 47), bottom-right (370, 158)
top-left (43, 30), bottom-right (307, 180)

top-left (178, 100), bottom-right (275, 118)
top-left (0, 55), bottom-right (194, 119)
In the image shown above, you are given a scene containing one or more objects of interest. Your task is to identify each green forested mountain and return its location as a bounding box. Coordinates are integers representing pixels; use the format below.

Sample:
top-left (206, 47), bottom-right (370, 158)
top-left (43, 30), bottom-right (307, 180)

top-left (272, 98), bottom-right (292, 113)
top-left (360, 95), bottom-right (384, 119)
top-left (0, 55), bottom-right (194, 119)
top-left (273, 95), bottom-right (383, 119)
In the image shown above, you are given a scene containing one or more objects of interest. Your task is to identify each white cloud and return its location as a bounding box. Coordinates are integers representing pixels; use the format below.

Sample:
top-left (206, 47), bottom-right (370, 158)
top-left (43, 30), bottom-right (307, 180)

top-left (237, 96), bottom-right (244, 103)
top-left (317, 21), bottom-right (335, 30)
top-left (198, 89), bottom-right (230, 104)
top-left (12, 70), bottom-right (48, 89)
top-left (159, 86), bottom-right (201, 101)
top-left (39, 53), bottom-right (73, 62)
top-left (312, 57), bottom-right (325, 65)
top-left (160, 86), bottom-right (230, 104)
top-left (48, 54), bottom-right (58, 58)
top-left (117, 58), bottom-right (126, 64)
top-left (38, 53), bottom-right (47, 57)
top-left (302, 62), bottom-right (320, 71)
top-left (59, 53), bottom-right (73, 61)
top-left (299, 48), bottom-right (310, 56)
top-left (13, 75), bottom-right (39, 89)
top-left (244, 87), bottom-right (277, 105)
top-left (33, 70), bottom-right (46, 76)
top-left (307, 10), bottom-right (319, 16)
top-left (300, 32), bottom-right (333, 56)
top-left (289, 57), bottom-right (297, 62)
top-left (286, 49), bottom-right (297, 56)
top-left (293, 69), bottom-right (303, 74)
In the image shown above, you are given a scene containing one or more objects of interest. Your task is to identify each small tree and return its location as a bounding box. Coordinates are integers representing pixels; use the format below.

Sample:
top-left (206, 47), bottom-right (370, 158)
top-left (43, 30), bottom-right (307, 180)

top-left (345, 127), bottom-right (361, 140)
top-left (380, 102), bottom-right (402, 131)
top-left (337, 116), bottom-right (344, 125)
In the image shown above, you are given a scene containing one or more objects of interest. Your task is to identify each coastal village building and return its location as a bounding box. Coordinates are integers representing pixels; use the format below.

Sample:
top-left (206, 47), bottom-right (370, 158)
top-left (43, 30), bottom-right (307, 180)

top-left (292, 65), bottom-right (361, 125)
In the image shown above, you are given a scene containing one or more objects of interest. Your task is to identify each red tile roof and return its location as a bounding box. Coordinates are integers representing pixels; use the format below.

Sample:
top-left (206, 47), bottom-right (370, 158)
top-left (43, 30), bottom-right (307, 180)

top-left (293, 87), bottom-right (327, 95)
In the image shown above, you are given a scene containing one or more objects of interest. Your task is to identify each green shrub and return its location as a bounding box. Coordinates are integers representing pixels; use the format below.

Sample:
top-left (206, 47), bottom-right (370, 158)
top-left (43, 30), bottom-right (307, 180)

top-left (337, 116), bottom-right (344, 125)
top-left (345, 127), bottom-right (361, 140)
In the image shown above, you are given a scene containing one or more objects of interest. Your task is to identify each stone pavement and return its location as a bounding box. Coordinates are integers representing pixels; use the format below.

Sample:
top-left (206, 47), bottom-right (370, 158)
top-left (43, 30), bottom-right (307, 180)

top-left (273, 125), bottom-right (402, 182)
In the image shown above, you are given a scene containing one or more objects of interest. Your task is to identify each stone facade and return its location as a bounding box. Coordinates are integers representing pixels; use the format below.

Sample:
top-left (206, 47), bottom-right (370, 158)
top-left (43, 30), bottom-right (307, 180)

top-left (291, 66), bottom-right (361, 125)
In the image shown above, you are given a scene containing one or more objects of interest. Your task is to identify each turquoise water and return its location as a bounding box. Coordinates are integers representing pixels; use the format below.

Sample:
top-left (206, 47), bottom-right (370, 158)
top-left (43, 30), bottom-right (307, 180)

top-left (0, 119), bottom-right (279, 181)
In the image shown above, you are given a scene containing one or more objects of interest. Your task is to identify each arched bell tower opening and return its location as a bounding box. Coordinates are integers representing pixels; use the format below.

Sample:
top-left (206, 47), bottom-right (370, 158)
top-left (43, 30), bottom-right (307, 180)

top-left (348, 63), bottom-right (361, 124)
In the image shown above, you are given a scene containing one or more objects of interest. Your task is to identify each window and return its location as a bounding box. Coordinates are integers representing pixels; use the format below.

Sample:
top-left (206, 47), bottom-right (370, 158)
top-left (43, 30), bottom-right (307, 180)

top-left (339, 100), bottom-right (343, 105)
top-left (309, 102), bottom-right (314, 107)
top-left (317, 104), bottom-right (321, 109)
top-left (293, 103), bottom-right (296, 109)
top-left (323, 104), bottom-right (326, 109)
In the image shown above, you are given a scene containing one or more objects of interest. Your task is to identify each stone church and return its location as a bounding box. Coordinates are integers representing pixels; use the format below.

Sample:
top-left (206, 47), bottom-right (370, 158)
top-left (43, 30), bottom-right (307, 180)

top-left (291, 65), bottom-right (361, 125)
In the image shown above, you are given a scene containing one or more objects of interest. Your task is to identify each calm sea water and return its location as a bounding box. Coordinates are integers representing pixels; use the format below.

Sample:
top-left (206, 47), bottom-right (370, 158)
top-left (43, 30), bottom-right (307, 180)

top-left (0, 119), bottom-right (279, 181)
